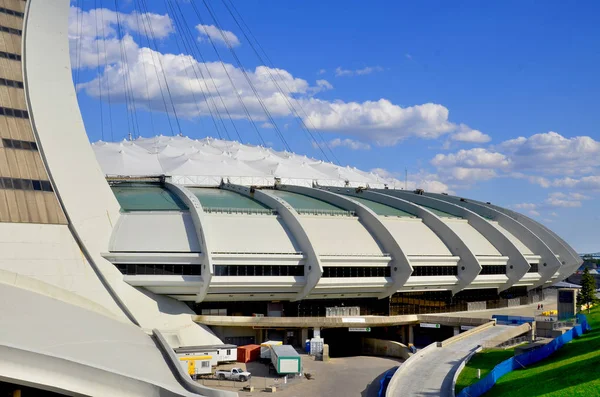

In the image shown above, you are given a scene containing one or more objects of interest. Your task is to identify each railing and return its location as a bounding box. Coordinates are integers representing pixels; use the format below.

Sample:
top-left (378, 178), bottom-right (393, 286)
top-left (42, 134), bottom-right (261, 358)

top-left (325, 306), bottom-right (361, 317)
top-left (203, 207), bottom-right (277, 215)
top-left (296, 208), bottom-right (356, 217)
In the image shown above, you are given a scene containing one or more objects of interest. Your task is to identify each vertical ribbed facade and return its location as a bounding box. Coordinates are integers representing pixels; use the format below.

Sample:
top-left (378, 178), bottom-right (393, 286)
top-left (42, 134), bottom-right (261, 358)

top-left (0, 0), bottom-right (66, 224)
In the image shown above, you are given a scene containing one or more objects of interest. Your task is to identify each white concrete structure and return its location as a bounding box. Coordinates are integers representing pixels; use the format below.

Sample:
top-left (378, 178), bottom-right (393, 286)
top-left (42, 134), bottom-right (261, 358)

top-left (0, 0), bottom-right (582, 395)
top-left (93, 136), bottom-right (582, 301)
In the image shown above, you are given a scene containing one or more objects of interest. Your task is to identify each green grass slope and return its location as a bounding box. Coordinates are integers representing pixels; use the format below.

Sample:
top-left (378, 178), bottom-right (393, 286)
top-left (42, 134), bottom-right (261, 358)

top-left (455, 349), bottom-right (516, 395)
top-left (484, 306), bottom-right (600, 397)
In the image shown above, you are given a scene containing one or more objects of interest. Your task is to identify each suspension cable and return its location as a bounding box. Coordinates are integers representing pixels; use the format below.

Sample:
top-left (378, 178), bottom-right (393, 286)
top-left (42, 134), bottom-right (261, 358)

top-left (198, 0), bottom-right (291, 151)
top-left (220, 0), bottom-right (340, 164)
top-left (138, 0), bottom-right (184, 135)
top-left (169, 0), bottom-right (249, 142)
top-left (164, 0), bottom-right (225, 140)
top-left (134, 0), bottom-right (176, 136)
top-left (187, 0), bottom-right (268, 147)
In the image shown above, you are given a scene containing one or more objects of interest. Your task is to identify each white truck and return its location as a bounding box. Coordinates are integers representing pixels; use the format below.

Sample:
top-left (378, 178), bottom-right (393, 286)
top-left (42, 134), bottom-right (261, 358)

top-left (215, 368), bottom-right (251, 382)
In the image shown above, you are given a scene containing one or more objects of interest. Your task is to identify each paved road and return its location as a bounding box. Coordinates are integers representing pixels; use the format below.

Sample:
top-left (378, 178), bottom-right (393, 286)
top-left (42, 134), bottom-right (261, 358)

top-left (387, 325), bottom-right (510, 397)
top-left (202, 355), bottom-right (402, 397)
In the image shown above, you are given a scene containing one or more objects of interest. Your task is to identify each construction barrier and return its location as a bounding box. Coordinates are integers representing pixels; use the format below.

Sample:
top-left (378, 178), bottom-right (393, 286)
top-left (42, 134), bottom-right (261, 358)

top-left (457, 314), bottom-right (591, 397)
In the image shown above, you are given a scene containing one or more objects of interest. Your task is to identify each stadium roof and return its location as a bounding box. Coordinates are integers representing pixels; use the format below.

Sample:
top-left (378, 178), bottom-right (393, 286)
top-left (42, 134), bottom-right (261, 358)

top-left (92, 136), bottom-right (400, 188)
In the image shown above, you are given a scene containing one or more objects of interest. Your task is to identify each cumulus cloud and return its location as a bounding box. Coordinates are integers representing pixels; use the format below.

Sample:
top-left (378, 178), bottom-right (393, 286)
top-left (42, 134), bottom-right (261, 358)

top-left (70, 7), bottom-right (483, 147)
top-left (450, 125), bottom-right (491, 143)
top-left (431, 131), bottom-right (600, 189)
top-left (313, 138), bottom-right (371, 151)
top-left (196, 24), bottom-right (240, 47)
top-left (317, 69), bottom-right (327, 75)
top-left (335, 66), bottom-right (384, 77)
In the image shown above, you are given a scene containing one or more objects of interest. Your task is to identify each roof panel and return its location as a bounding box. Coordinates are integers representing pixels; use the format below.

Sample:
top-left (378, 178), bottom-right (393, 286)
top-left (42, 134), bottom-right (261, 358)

top-left (301, 217), bottom-right (384, 256)
top-left (189, 188), bottom-right (270, 211)
top-left (383, 219), bottom-right (452, 256)
top-left (347, 196), bottom-right (415, 217)
top-left (111, 212), bottom-right (201, 252)
top-left (269, 190), bottom-right (345, 213)
top-left (203, 214), bottom-right (301, 254)
top-left (444, 219), bottom-right (501, 256)
top-left (111, 182), bottom-right (188, 211)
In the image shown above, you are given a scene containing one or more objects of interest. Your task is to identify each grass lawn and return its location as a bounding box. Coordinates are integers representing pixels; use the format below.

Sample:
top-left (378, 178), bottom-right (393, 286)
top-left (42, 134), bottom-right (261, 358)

top-left (480, 306), bottom-right (600, 397)
top-left (455, 348), bottom-right (517, 395)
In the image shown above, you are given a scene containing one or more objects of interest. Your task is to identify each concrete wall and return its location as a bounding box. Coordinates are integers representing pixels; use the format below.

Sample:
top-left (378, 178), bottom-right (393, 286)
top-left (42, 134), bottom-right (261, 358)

top-left (361, 338), bottom-right (412, 360)
top-left (19, 0), bottom-right (221, 347)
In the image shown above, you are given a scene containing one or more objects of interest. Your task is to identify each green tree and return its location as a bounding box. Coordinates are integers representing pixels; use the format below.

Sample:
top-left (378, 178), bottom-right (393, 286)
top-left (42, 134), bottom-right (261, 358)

top-left (577, 267), bottom-right (598, 313)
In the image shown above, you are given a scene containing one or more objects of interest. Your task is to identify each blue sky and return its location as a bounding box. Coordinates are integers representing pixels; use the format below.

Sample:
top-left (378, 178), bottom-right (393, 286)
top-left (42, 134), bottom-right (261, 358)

top-left (70, 0), bottom-right (600, 252)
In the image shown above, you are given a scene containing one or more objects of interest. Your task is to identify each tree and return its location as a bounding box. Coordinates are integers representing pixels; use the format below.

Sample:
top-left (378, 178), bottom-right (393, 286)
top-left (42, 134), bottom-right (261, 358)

top-left (577, 267), bottom-right (598, 313)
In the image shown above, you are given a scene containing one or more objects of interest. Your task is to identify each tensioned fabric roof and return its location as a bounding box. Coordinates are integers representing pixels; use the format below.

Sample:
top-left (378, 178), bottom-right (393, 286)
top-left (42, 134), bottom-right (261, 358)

top-left (92, 135), bottom-right (402, 188)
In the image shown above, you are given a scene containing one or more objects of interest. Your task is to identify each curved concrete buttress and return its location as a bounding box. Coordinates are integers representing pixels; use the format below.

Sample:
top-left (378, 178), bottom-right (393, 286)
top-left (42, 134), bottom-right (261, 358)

top-left (279, 185), bottom-right (412, 298)
top-left (23, 0), bottom-right (221, 346)
top-left (333, 188), bottom-right (482, 294)
top-left (375, 190), bottom-right (532, 292)
top-left (473, 200), bottom-right (582, 279)
top-left (164, 183), bottom-right (214, 303)
top-left (222, 183), bottom-right (324, 301)
top-left (422, 193), bottom-right (562, 289)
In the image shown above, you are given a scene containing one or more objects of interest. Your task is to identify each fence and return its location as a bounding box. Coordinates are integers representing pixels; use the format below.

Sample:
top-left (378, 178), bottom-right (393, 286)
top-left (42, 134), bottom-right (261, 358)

top-left (457, 314), bottom-right (591, 397)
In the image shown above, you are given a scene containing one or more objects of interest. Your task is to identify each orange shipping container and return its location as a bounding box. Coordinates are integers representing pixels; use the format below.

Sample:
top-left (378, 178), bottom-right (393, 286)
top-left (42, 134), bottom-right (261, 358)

top-left (237, 344), bottom-right (261, 363)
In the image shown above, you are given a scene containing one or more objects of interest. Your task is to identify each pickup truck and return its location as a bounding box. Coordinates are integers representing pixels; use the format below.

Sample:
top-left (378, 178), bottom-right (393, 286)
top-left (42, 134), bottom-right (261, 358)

top-left (215, 368), bottom-right (251, 382)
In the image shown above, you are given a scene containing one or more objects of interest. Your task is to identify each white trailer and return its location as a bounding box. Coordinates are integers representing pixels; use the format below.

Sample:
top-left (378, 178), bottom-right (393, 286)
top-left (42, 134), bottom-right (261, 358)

top-left (175, 344), bottom-right (237, 366)
top-left (178, 355), bottom-right (213, 378)
top-left (270, 345), bottom-right (301, 375)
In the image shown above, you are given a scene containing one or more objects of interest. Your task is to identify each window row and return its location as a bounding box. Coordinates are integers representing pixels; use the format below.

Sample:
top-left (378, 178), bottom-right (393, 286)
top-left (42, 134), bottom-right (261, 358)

top-left (321, 266), bottom-right (391, 278)
top-left (0, 25), bottom-right (21, 36)
top-left (0, 7), bottom-right (24, 18)
top-left (0, 106), bottom-right (28, 119)
top-left (479, 265), bottom-right (506, 275)
top-left (115, 264), bottom-right (202, 276)
top-left (213, 265), bottom-right (305, 277)
top-left (2, 138), bottom-right (37, 151)
top-left (411, 266), bottom-right (458, 277)
top-left (0, 51), bottom-right (21, 62)
top-left (0, 77), bottom-right (23, 89)
top-left (528, 263), bottom-right (539, 273)
top-left (0, 177), bottom-right (53, 192)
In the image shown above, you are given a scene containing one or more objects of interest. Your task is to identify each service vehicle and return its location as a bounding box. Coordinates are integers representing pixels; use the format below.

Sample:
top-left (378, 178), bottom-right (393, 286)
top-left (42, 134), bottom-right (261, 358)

top-left (215, 368), bottom-right (251, 382)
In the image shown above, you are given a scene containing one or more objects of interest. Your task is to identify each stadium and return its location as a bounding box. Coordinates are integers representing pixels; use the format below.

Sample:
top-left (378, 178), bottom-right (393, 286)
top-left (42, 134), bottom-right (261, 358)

top-left (0, 1), bottom-right (582, 396)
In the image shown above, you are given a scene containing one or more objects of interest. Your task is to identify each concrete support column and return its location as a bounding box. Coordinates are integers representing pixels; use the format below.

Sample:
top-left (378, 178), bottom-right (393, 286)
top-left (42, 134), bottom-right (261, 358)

top-left (408, 325), bottom-right (414, 345)
top-left (164, 182), bottom-right (213, 303)
top-left (453, 326), bottom-right (460, 336)
top-left (301, 328), bottom-right (309, 346)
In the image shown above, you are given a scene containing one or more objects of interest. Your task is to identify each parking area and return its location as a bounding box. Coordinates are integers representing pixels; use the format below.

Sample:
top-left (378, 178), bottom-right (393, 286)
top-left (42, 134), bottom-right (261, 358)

top-left (196, 354), bottom-right (403, 396)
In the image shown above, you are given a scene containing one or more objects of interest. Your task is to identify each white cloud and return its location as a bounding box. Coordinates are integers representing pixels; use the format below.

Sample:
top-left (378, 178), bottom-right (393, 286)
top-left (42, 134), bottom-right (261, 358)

top-left (303, 99), bottom-right (466, 146)
top-left (431, 131), bottom-right (600, 190)
top-left (71, 7), bottom-right (485, 148)
top-left (499, 131), bottom-right (600, 175)
top-left (335, 66), bottom-right (384, 77)
top-left (196, 24), bottom-right (240, 47)
top-left (450, 125), bottom-right (491, 143)
top-left (260, 122), bottom-right (274, 129)
top-left (431, 148), bottom-right (510, 169)
top-left (307, 79), bottom-right (334, 95)
top-left (314, 138), bottom-right (370, 151)
top-left (317, 69), bottom-right (327, 75)
top-left (550, 176), bottom-right (600, 190)
top-left (69, 6), bottom-right (173, 41)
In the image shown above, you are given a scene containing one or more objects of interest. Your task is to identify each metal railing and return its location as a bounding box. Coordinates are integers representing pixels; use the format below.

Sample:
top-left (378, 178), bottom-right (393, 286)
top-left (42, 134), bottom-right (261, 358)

top-left (296, 208), bottom-right (356, 217)
top-left (203, 207), bottom-right (277, 215)
top-left (325, 306), bottom-right (361, 317)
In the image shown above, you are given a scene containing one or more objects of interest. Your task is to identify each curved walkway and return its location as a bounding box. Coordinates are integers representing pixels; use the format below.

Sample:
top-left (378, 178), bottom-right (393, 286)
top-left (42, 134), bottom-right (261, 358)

top-left (387, 325), bottom-right (510, 397)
